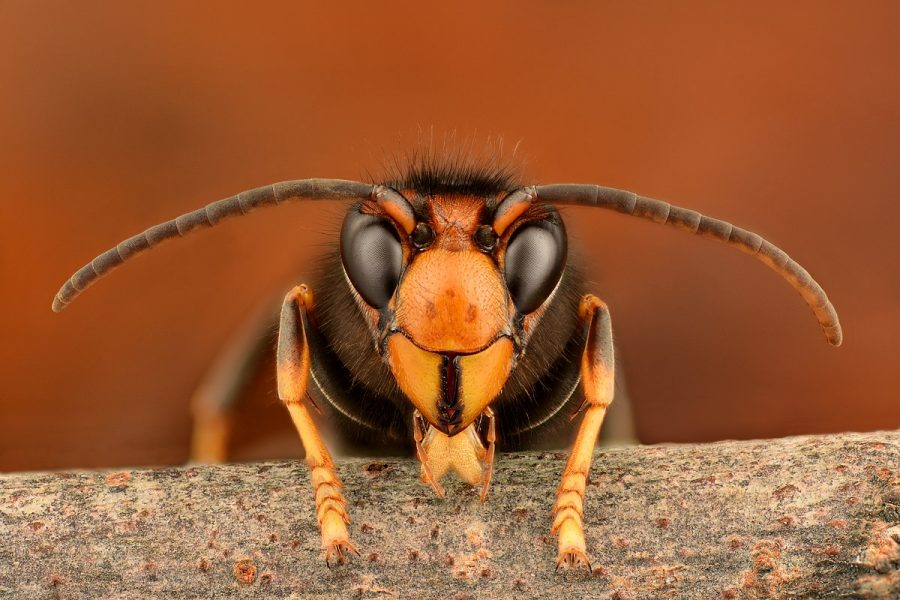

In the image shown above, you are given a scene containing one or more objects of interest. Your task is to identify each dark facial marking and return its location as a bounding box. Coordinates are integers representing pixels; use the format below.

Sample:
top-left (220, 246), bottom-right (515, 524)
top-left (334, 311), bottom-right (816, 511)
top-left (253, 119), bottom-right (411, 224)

top-left (437, 353), bottom-right (463, 435)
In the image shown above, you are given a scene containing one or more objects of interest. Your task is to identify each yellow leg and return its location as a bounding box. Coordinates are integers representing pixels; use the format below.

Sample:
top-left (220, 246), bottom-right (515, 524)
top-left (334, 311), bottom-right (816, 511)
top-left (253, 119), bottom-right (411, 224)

top-left (552, 295), bottom-right (615, 570)
top-left (278, 285), bottom-right (357, 566)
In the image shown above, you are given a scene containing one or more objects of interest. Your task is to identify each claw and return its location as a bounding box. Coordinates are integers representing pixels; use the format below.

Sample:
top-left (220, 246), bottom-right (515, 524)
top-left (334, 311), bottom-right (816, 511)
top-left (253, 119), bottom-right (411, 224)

top-left (419, 468), bottom-right (446, 497)
top-left (324, 539), bottom-right (360, 567)
top-left (553, 470), bottom-right (590, 571)
top-left (318, 494), bottom-right (353, 566)
top-left (555, 547), bottom-right (592, 572)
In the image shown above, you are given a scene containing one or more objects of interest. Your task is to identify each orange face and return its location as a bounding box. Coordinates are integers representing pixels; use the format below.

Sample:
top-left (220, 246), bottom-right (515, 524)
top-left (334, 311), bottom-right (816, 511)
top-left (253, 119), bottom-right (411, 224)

top-left (339, 187), bottom-right (566, 436)
top-left (386, 195), bottom-right (515, 434)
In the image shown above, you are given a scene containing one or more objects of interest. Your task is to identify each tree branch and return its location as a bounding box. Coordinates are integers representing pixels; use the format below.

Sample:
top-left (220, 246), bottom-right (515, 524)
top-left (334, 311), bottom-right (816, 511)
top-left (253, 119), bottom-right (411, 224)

top-left (1, 431), bottom-right (898, 598)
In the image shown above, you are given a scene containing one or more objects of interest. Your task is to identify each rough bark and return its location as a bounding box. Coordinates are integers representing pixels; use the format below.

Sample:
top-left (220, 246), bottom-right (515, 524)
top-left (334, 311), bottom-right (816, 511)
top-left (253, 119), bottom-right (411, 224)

top-left (1, 431), bottom-right (897, 599)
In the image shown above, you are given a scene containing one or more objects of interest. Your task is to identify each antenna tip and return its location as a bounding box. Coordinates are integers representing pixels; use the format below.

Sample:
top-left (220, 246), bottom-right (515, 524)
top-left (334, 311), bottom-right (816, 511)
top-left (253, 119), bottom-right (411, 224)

top-left (51, 296), bottom-right (66, 313)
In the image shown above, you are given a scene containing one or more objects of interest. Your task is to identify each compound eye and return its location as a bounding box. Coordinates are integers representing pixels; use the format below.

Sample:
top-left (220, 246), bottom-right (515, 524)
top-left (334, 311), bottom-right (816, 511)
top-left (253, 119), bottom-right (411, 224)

top-left (340, 210), bottom-right (403, 309)
top-left (503, 221), bottom-right (567, 314)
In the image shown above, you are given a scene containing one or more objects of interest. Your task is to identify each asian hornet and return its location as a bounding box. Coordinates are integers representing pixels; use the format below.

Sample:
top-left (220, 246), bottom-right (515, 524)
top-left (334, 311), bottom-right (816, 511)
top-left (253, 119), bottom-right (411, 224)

top-left (52, 159), bottom-right (841, 569)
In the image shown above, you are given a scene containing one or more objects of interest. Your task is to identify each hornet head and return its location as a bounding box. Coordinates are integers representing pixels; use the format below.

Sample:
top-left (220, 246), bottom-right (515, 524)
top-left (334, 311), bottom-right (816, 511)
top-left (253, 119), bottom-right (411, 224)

top-left (339, 179), bottom-right (567, 436)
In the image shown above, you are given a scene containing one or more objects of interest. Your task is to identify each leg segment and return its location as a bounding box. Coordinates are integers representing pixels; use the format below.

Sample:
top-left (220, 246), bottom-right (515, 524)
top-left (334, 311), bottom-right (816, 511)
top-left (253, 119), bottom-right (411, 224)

top-left (413, 410), bottom-right (446, 497)
top-left (552, 295), bottom-right (615, 570)
top-left (480, 407), bottom-right (496, 502)
top-left (278, 285), bottom-right (357, 566)
top-left (188, 297), bottom-right (279, 463)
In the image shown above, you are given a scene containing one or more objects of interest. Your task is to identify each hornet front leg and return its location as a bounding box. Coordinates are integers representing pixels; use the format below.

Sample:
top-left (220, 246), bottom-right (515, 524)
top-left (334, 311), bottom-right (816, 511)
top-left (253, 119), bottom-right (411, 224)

top-left (552, 295), bottom-right (615, 570)
top-left (278, 285), bottom-right (358, 566)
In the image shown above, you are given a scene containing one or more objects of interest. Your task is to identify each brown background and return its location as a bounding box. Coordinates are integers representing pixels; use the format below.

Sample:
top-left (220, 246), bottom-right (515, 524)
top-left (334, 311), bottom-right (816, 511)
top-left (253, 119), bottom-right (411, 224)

top-left (1, 2), bottom-right (897, 472)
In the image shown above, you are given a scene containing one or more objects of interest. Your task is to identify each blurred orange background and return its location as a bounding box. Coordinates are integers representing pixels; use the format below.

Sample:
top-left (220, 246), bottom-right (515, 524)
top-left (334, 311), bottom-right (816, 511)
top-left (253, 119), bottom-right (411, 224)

top-left (1, 2), bottom-right (897, 472)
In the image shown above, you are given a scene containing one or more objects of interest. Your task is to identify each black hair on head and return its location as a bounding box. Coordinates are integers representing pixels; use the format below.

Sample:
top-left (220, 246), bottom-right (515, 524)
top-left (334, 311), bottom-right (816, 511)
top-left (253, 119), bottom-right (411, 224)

top-left (378, 134), bottom-right (522, 199)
